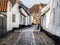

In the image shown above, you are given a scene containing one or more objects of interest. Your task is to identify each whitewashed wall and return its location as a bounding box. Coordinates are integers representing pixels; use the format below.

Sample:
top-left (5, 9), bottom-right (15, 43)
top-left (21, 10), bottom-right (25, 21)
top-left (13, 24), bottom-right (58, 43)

top-left (41, 0), bottom-right (60, 37)
top-left (19, 15), bottom-right (22, 25)
top-left (49, 0), bottom-right (60, 37)
top-left (23, 16), bottom-right (26, 25)
top-left (46, 10), bottom-right (50, 29)
top-left (12, 3), bottom-right (20, 28)
top-left (27, 16), bottom-right (29, 25)
top-left (29, 16), bottom-right (32, 25)
top-left (25, 16), bottom-right (28, 26)
top-left (20, 8), bottom-right (29, 26)
top-left (25, 16), bottom-right (32, 26)
top-left (42, 10), bottom-right (51, 32)
top-left (7, 1), bottom-right (12, 31)
top-left (29, 16), bottom-right (31, 25)
top-left (22, 16), bottom-right (24, 25)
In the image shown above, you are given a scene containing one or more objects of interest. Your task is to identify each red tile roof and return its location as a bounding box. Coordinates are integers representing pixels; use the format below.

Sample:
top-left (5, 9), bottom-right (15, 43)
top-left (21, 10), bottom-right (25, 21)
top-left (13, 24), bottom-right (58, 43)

top-left (29, 4), bottom-right (39, 13)
top-left (29, 4), bottom-right (47, 13)
top-left (0, 0), bottom-right (16, 12)
top-left (0, 0), bottom-right (8, 12)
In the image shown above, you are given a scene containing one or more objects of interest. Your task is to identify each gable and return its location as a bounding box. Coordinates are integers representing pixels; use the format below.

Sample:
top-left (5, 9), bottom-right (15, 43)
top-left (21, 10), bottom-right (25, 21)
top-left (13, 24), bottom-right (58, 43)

top-left (10, 0), bottom-right (16, 6)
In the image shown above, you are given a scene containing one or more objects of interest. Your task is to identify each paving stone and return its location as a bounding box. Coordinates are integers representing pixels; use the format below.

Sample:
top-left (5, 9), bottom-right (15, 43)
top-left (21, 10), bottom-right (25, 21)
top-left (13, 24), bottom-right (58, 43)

top-left (0, 26), bottom-right (55, 45)
top-left (33, 31), bottom-right (55, 45)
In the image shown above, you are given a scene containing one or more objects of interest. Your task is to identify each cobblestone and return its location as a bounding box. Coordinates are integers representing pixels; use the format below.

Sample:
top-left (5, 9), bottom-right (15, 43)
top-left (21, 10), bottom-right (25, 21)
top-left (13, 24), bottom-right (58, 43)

top-left (0, 26), bottom-right (55, 45)
top-left (33, 31), bottom-right (55, 45)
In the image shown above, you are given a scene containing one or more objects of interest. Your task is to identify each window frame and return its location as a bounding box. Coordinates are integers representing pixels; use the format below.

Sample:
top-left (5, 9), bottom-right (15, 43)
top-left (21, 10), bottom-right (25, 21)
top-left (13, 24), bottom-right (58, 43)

top-left (12, 14), bottom-right (16, 22)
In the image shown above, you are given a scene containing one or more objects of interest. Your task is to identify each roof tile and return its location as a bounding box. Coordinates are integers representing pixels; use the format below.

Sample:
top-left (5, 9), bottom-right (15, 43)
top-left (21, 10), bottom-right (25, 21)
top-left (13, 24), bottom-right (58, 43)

top-left (0, 0), bottom-right (8, 12)
top-left (29, 4), bottom-right (47, 13)
top-left (0, 0), bottom-right (16, 12)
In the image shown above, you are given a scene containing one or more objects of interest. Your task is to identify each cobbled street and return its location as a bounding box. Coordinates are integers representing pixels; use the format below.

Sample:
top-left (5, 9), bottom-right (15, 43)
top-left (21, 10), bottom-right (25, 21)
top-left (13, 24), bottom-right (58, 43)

top-left (0, 25), bottom-right (55, 45)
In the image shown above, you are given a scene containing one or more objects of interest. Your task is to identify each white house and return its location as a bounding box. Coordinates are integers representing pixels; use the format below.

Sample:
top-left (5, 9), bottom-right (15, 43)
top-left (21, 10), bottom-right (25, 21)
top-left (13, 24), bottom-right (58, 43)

top-left (20, 8), bottom-right (32, 26)
top-left (18, 1), bottom-right (32, 27)
top-left (0, 0), bottom-right (32, 37)
top-left (0, 0), bottom-right (32, 32)
top-left (49, 0), bottom-right (60, 37)
top-left (19, 10), bottom-right (26, 27)
top-left (12, 1), bottom-right (20, 28)
top-left (7, 0), bottom-right (17, 31)
top-left (0, 0), bottom-right (17, 31)
top-left (7, 0), bottom-right (20, 31)
top-left (41, 0), bottom-right (60, 37)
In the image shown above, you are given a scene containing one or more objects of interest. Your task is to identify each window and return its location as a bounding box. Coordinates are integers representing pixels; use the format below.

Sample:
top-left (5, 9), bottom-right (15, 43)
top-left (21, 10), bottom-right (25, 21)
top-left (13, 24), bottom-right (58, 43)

top-left (12, 14), bottom-right (16, 22)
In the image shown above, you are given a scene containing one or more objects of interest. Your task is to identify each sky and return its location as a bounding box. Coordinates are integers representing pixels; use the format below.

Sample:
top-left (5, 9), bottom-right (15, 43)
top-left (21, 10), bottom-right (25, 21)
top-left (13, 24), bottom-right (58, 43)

top-left (20, 0), bottom-right (50, 8)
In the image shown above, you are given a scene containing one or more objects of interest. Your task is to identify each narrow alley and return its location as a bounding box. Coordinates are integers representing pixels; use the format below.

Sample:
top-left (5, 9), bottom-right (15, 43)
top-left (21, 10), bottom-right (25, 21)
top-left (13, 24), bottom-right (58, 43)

top-left (0, 25), bottom-right (55, 45)
top-left (0, 0), bottom-right (60, 45)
